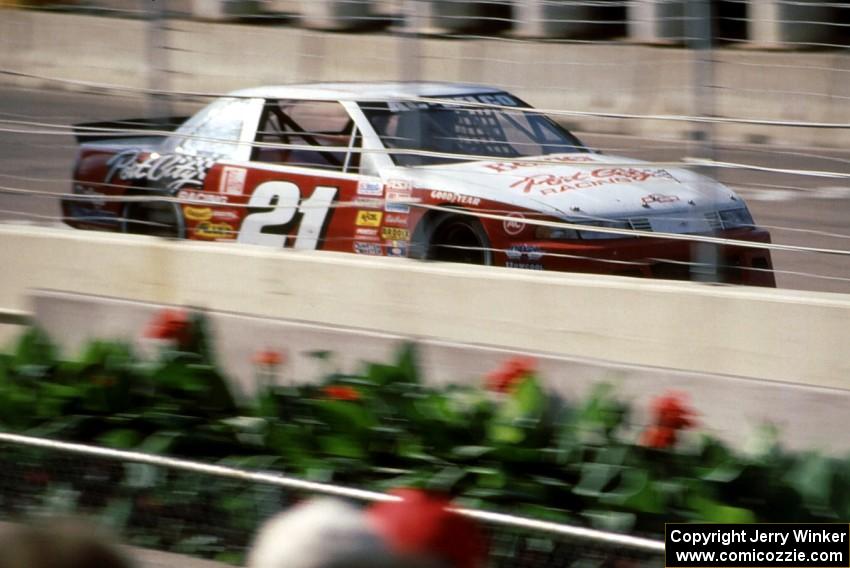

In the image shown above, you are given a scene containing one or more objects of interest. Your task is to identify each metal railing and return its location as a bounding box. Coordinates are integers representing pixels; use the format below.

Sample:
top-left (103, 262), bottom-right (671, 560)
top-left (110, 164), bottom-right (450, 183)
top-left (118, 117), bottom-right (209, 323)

top-left (0, 432), bottom-right (665, 567)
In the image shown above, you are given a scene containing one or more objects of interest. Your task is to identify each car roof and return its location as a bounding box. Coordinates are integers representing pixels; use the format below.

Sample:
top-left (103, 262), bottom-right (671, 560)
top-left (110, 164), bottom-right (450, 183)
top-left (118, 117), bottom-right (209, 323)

top-left (228, 82), bottom-right (505, 101)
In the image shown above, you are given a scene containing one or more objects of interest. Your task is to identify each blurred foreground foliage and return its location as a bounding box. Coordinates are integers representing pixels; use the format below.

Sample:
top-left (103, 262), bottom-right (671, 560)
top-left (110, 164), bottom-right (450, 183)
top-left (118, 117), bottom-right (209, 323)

top-left (1, 323), bottom-right (849, 564)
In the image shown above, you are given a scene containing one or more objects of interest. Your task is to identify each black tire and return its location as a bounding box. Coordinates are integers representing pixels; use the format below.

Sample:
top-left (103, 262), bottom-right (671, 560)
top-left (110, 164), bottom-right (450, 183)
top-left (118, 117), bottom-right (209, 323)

top-left (123, 199), bottom-right (184, 239)
top-left (424, 214), bottom-right (492, 266)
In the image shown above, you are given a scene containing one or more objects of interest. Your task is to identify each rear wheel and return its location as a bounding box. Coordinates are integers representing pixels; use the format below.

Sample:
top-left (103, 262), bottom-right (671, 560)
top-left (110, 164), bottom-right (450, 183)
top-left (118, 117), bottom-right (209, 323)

top-left (123, 200), bottom-right (184, 239)
top-left (426, 214), bottom-right (492, 266)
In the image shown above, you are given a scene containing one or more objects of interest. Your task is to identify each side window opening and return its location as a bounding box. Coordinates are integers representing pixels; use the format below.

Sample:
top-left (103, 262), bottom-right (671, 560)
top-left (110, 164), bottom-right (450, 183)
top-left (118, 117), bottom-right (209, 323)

top-left (170, 97), bottom-right (255, 159)
top-left (253, 100), bottom-right (360, 173)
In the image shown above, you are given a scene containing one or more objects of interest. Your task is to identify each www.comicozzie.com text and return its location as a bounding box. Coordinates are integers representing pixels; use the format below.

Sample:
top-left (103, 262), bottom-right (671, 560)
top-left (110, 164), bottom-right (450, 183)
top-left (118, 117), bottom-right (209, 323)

top-left (670, 528), bottom-right (847, 547)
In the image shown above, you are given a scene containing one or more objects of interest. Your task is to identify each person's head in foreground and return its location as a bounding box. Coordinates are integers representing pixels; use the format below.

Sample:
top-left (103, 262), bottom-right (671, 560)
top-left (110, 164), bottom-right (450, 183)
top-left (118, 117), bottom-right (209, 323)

top-left (0, 519), bottom-right (133, 568)
top-left (366, 488), bottom-right (488, 568)
top-left (247, 497), bottom-right (400, 568)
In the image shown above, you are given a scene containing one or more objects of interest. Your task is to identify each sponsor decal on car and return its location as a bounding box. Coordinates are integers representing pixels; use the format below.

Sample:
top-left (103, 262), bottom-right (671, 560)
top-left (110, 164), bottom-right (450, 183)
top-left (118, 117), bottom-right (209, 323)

top-left (384, 214), bottom-right (409, 226)
top-left (69, 204), bottom-right (118, 221)
top-left (386, 240), bottom-right (408, 257)
top-left (177, 189), bottom-right (228, 204)
top-left (212, 209), bottom-right (241, 222)
top-left (354, 198), bottom-right (384, 209)
top-left (502, 212), bottom-right (526, 236)
top-left (388, 93), bottom-right (519, 112)
top-left (356, 227), bottom-right (380, 239)
top-left (381, 227), bottom-right (410, 241)
top-left (195, 221), bottom-right (235, 240)
top-left (641, 193), bottom-right (681, 206)
top-left (219, 166), bottom-right (247, 196)
top-left (105, 149), bottom-right (215, 191)
top-left (429, 191), bottom-right (481, 206)
top-left (183, 206), bottom-right (213, 221)
top-left (73, 184), bottom-right (107, 207)
top-left (356, 210), bottom-right (383, 227)
top-left (353, 241), bottom-right (383, 255)
top-left (357, 180), bottom-right (383, 197)
top-left (510, 168), bottom-right (676, 196)
top-left (484, 154), bottom-right (597, 173)
top-left (505, 244), bottom-right (544, 261)
top-left (506, 262), bottom-right (543, 271)
top-left (385, 179), bottom-right (413, 213)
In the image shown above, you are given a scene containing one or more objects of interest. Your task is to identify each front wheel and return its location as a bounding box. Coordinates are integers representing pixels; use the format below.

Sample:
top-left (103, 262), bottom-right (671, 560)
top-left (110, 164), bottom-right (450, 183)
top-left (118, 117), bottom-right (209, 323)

top-left (425, 214), bottom-right (492, 266)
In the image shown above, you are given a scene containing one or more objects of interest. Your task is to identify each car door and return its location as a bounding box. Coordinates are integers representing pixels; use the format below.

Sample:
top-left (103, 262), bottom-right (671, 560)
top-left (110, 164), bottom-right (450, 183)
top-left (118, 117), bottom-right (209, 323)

top-left (193, 98), bottom-right (386, 253)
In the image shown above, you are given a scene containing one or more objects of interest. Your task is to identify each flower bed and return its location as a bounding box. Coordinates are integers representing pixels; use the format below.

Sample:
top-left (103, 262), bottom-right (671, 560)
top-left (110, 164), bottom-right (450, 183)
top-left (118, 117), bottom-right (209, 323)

top-left (0, 313), bottom-right (848, 563)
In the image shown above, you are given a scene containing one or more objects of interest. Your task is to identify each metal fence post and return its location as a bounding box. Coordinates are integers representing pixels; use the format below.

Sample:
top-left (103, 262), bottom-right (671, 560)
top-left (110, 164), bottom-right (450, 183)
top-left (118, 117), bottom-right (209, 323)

top-left (687, 0), bottom-right (718, 283)
top-left (146, 0), bottom-right (170, 119)
top-left (399, 0), bottom-right (422, 82)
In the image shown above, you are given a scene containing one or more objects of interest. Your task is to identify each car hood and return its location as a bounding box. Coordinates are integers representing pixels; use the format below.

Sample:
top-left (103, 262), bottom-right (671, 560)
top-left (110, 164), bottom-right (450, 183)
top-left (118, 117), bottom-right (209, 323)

top-left (389, 153), bottom-right (743, 221)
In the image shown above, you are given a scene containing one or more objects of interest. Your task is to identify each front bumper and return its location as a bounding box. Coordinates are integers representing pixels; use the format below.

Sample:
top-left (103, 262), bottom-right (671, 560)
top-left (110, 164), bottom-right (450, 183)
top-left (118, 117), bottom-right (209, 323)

top-left (500, 228), bottom-right (776, 288)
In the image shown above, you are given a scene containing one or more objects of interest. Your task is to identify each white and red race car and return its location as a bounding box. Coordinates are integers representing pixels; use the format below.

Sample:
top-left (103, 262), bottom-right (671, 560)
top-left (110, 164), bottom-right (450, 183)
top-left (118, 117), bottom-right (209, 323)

top-left (63, 82), bottom-right (775, 286)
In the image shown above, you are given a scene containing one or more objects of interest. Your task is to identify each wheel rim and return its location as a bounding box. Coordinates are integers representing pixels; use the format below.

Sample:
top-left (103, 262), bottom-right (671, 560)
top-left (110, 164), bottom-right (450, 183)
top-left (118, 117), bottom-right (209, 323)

top-left (429, 221), bottom-right (488, 265)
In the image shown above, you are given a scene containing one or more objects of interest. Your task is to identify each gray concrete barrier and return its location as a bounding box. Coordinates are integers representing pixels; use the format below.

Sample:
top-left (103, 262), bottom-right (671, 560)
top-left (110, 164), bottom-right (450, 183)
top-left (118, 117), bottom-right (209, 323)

top-left (0, 225), bottom-right (848, 392)
top-left (1, 9), bottom-right (847, 147)
top-left (27, 288), bottom-right (850, 455)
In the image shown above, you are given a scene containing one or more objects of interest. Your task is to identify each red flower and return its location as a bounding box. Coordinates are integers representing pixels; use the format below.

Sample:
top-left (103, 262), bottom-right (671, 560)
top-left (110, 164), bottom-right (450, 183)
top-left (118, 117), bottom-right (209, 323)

top-left (145, 308), bottom-right (191, 348)
top-left (640, 425), bottom-right (677, 449)
top-left (651, 392), bottom-right (696, 430)
top-left (485, 355), bottom-right (537, 393)
top-left (253, 349), bottom-right (284, 367)
top-left (641, 392), bottom-right (697, 449)
top-left (323, 385), bottom-right (360, 401)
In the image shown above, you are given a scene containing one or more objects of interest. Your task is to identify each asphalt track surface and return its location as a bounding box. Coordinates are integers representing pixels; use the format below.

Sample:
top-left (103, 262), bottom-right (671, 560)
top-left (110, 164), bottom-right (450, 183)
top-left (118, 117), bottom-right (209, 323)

top-left (1, 84), bottom-right (848, 293)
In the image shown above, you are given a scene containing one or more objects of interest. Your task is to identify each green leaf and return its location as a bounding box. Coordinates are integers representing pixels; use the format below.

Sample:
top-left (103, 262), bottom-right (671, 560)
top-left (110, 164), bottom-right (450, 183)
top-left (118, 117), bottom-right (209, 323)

top-left (426, 466), bottom-right (467, 492)
top-left (393, 343), bottom-right (420, 385)
top-left (315, 398), bottom-right (374, 431)
top-left (98, 428), bottom-right (142, 449)
top-left (136, 431), bottom-right (181, 455)
top-left (97, 498), bottom-right (134, 533)
top-left (784, 453), bottom-right (835, 512)
top-left (12, 327), bottom-right (57, 368)
top-left (124, 463), bottom-right (160, 489)
top-left (40, 483), bottom-right (80, 515)
top-left (486, 377), bottom-right (546, 446)
top-left (690, 495), bottom-right (756, 523)
top-left (451, 445), bottom-right (494, 460)
top-left (574, 463), bottom-right (620, 497)
top-left (318, 433), bottom-right (366, 460)
top-left (513, 376), bottom-right (545, 418)
top-left (583, 509), bottom-right (636, 533)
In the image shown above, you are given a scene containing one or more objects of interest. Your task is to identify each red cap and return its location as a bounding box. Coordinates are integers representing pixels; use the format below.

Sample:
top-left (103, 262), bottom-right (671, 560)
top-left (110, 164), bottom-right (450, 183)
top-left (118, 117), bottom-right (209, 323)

top-left (367, 489), bottom-right (487, 568)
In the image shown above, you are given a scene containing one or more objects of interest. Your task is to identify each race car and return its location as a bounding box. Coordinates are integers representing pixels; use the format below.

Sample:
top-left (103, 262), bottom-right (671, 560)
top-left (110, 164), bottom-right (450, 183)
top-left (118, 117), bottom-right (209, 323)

top-left (63, 82), bottom-right (775, 287)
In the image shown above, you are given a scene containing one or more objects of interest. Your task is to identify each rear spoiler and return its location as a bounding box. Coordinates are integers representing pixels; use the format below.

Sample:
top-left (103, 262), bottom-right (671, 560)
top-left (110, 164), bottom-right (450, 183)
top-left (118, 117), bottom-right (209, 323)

top-left (72, 116), bottom-right (189, 144)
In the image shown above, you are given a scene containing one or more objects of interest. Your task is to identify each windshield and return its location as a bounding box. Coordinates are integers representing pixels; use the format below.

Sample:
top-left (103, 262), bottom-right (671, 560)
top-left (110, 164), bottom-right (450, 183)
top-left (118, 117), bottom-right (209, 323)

top-left (359, 93), bottom-right (588, 167)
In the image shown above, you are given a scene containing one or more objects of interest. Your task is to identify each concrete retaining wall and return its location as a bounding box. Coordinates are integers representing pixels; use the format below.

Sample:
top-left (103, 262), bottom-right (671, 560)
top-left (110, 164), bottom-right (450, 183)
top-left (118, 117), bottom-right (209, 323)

top-left (1, 225), bottom-right (848, 391)
top-left (1, 9), bottom-right (847, 147)
top-left (24, 288), bottom-right (850, 454)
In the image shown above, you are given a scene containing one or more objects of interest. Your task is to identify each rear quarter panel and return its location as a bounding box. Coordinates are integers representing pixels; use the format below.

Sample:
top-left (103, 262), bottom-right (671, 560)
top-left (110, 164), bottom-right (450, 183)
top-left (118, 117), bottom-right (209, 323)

top-left (64, 145), bottom-right (144, 230)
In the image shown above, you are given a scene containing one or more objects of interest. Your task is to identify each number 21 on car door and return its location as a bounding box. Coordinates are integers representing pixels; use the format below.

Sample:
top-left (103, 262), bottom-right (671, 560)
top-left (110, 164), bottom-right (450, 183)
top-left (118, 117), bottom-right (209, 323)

top-left (237, 180), bottom-right (337, 250)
